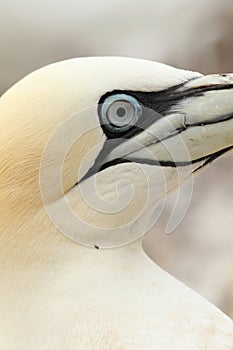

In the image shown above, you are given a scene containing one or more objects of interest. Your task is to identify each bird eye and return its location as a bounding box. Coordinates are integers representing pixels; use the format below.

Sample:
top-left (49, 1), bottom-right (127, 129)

top-left (100, 94), bottom-right (142, 133)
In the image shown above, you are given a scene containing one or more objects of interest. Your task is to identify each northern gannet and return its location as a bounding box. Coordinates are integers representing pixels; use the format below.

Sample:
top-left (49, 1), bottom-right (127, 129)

top-left (1, 57), bottom-right (233, 349)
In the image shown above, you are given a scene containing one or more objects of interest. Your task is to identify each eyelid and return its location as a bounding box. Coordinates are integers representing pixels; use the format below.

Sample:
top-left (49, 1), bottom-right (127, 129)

top-left (99, 93), bottom-right (142, 134)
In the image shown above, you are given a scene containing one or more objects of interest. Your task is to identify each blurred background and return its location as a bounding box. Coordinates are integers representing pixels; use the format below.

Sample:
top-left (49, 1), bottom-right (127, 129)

top-left (1, 0), bottom-right (233, 316)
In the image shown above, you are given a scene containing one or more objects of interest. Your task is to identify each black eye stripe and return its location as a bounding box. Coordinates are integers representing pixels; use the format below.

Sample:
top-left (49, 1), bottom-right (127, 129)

top-left (97, 82), bottom-right (189, 139)
top-left (98, 80), bottom-right (233, 140)
top-left (78, 81), bottom-right (233, 184)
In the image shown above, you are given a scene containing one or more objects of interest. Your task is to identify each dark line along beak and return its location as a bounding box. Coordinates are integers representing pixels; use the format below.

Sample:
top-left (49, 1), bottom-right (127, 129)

top-left (79, 73), bottom-right (233, 183)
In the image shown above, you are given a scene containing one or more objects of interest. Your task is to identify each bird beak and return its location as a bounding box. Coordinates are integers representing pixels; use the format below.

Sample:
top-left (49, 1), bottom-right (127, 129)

top-left (81, 73), bottom-right (233, 181)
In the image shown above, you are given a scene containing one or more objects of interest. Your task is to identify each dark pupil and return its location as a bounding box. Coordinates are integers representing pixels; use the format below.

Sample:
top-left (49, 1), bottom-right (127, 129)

top-left (116, 107), bottom-right (127, 118)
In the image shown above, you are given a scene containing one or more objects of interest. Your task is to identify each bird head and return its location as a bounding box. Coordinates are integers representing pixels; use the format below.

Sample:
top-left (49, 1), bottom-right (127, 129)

top-left (0, 57), bottom-right (233, 248)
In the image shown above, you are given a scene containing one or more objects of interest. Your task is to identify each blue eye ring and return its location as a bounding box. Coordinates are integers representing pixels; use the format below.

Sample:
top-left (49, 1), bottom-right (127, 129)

top-left (100, 94), bottom-right (142, 133)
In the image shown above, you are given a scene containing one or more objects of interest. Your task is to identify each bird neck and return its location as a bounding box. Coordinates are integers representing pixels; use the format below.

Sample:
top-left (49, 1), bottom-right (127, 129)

top-left (0, 207), bottom-right (149, 284)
